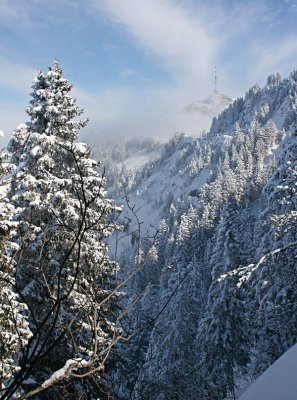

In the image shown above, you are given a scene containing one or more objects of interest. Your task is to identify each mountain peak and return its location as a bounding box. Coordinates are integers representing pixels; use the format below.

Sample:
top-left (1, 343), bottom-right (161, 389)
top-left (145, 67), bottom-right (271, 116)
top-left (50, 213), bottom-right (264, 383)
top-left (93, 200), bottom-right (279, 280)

top-left (183, 93), bottom-right (234, 118)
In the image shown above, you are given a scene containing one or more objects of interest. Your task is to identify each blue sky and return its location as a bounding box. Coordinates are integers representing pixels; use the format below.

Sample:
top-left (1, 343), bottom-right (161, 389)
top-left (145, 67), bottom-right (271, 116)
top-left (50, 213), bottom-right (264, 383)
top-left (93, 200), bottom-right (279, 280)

top-left (0, 0), bottom-right (297, 143)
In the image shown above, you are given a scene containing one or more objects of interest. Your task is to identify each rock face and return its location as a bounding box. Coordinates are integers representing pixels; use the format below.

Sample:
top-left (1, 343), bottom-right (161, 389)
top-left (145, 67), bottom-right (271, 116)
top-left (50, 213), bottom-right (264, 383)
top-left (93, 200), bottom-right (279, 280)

top-left (183, 93), bottom-right (234, 118)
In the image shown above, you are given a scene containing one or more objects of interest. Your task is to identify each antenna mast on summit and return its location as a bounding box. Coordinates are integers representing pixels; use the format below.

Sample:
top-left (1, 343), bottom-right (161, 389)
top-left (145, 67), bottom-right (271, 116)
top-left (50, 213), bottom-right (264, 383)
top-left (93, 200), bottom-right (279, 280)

top-left (214, 66), bottom-right (218, 94)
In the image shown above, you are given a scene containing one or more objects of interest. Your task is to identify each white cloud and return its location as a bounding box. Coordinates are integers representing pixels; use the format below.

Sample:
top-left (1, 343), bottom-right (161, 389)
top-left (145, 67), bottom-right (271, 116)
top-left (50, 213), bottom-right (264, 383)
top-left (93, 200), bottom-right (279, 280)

top-left (82, 0), bottom-right (220, 140)
top-left (0, 0), bottom-right (38, 30)
top-left (0, 102), bottom-right (28, 147)
top-left (249, 38), bottom-right (297, 82)
top-left (74, 79), bottom-right (213, 143)
top-left (0, 57), bottom-right (36, 92)
top-left (0, 0), bottom-right (296, 144)
top-left (92, 0), bottom-right (216, 87)
top-left (0, 0), bottom-right (27, 20)
top-left (0, 0), bottom-right (83, 32)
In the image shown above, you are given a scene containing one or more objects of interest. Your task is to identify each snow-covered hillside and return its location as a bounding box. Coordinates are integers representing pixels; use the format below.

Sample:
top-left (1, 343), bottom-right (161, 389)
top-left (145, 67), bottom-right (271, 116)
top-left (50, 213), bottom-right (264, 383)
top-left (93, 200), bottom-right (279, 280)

top-left (115, 134), bottom-right (210, 238)
top-left (115, 147), bottom-right (161, 171)
top-left (116, 73), bottom-right (294, 240)
top-left (112, 71), bottom-right (297, 400)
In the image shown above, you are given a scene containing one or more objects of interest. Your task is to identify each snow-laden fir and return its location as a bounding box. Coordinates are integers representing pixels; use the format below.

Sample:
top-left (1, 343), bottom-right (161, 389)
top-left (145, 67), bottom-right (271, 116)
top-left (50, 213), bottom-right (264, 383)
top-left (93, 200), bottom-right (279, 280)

top-left (1, 62), bottom-right (120, 400)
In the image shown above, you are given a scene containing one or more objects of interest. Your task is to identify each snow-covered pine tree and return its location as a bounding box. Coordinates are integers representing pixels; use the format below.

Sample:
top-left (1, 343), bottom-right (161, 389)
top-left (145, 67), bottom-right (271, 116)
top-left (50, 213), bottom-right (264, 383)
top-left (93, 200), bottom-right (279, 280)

top-left (251, 121), bottom-right (297, 376)
top-left (0, 151), bottom-right (32, 393)
top-left (197, 203), bottom-right (250, 399)
top-left (134, 206), bottom-right (201, 400)
top-left (5, 61), bottom-right (119, 399)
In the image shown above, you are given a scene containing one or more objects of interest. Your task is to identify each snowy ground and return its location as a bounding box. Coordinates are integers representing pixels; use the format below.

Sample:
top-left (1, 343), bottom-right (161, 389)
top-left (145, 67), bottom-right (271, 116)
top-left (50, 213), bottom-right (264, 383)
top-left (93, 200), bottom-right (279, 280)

top-left (239, 344), bottom-right (297, 400)
top-left (116, 148), bottom-right (161, 171)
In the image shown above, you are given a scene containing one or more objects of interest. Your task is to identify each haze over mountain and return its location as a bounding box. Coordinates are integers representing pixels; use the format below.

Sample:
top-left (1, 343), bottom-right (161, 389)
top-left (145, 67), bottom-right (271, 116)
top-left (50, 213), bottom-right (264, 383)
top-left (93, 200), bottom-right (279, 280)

top-left (183, 92), bottom-right (234, 119)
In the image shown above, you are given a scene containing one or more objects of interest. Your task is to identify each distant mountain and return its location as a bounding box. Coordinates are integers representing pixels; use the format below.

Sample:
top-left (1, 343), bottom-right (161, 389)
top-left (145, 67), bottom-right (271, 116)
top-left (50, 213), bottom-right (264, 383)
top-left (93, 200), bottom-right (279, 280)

top-left (183, 92), bottom-right (234, 118)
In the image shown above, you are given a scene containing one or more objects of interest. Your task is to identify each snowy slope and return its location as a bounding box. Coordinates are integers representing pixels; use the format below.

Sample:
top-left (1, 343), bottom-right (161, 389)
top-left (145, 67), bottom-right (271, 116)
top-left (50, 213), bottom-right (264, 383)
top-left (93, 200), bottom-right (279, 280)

top-left (183, 93), bottom-right (233, 118)
top-left (116, 134), bottom-right (211, 239)
top-left (240, 344), bottom-right (297, 400)
top-left (116, 148), bottom-right (161, 171)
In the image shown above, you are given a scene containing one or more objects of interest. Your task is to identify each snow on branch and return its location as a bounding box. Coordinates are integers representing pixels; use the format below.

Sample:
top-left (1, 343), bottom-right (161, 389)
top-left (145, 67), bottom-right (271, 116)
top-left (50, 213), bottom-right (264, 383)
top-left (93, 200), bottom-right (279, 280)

top-left (15, 359), bottom-right (92, 400)
top-left (219, 240), bottom-right (297, 287)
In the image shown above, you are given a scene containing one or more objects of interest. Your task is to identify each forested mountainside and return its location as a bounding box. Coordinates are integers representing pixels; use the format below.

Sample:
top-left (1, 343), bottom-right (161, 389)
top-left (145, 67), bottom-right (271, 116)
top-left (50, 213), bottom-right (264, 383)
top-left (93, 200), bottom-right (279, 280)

top-left (111, 71), bottom-right (297, 400)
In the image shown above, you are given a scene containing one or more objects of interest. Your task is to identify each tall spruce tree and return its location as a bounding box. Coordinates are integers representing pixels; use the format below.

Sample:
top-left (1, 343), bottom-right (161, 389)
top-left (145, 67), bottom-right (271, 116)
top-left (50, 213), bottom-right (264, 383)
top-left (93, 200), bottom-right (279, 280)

top-left (197, 203), bottom-right (250, 399)
top-left (5, 62), bottom-right (119, 399)
top-left (251, 123), bottom-right (297, 375)
top-left (0, 152), bottom-right (32, 393)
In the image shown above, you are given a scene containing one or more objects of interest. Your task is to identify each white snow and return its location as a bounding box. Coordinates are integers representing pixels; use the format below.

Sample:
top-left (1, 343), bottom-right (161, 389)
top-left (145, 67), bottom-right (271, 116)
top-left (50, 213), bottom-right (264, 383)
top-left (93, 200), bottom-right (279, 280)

top-left (30, 145), bottom-right (41, 157)
top-left (41, 358), bottom-right (90, 388)
top-left (240, 344), bottom-right (297, 400)
top-left (113, 136), bottom-right (211, 258)
top-left (75, 142), bottom-right (88, 154)
top-left (55, 91), bottom-right (62, 100)
top-left (16, 123), bottom-right (28, 131)
top-left (117, 148), bottom-right (161, 171)
top-left (0, 130), bottom-right (4, 138)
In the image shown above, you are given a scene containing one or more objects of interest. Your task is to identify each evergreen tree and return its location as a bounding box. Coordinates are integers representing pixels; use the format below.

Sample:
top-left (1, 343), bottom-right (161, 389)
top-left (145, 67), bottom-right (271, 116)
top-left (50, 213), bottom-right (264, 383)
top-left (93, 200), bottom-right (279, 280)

top-left (197, 275), bottom-right (250, 400)
top-left (251, 124), bottom-right (297, 375)
top-left (133, 206), bottom-right (201, 400)
top-left (197, 203), bottom-right (250, 399)
top-left (0, 153), bottom-right (31, 392)
top-left (5, 62), bottom-right (119, 399)
top-left (110, 69), bottom-right (297, 399)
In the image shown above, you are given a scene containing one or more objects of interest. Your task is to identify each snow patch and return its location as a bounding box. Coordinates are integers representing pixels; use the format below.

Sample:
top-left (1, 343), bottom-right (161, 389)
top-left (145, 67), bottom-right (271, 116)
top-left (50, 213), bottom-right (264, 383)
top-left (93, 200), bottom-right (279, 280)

top-left (41, 359), bottom-right (90, 388)
top-left (240, 344), bottom-right (297, 400)
top-left (30, 146), bottom-right (41, 157)
top-left (117, 148), bottom-right (161, 171)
